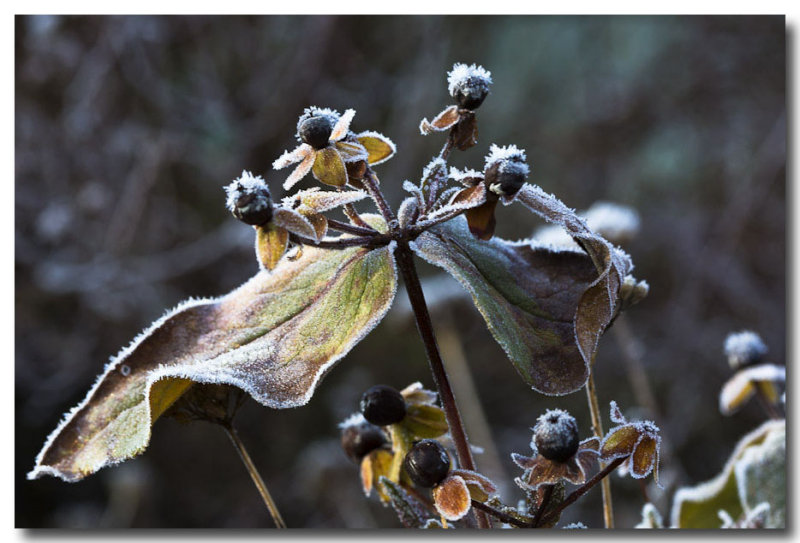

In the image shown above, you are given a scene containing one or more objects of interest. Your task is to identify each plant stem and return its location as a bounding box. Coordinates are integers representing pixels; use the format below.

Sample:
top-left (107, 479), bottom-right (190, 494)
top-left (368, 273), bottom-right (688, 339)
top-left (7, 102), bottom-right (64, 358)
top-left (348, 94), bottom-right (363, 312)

top-left (327, 218), bottom-right (378, 236)
top-left (222, 423), bottom-right (287, 529)
top-left (585, 370), bottom-right (614, 528)
top-left (343, 203), bottom-right (373, 230)
top-left (362, 169), bottom-right (396, 225)
top-left (395, 242), bottom-right (491, 529)
top-left (539, 457), bottom-right (626, 527)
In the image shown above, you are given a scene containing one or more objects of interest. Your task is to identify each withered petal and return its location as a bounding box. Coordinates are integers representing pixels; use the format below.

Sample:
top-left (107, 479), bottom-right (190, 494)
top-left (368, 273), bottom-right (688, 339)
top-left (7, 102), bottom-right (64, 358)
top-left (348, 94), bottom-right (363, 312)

top-left (356, 131), bottom-right (396, 165)
top-left (334, 140), bottom-right (369, 163)
top-left (464, 198), bottom-right (498, 240)
top-left (255, 224), bottom-right (289, 271)
top-left (330, 108), bottom-right (355, 141)
top-left (600, 424), bottom-right (641, 460)
top-left (283, 151), bottom-right (316, 191)
top-left (432, 475), bottom-right (472, 521)
top-left (630, 435), bottom-right (658, 479)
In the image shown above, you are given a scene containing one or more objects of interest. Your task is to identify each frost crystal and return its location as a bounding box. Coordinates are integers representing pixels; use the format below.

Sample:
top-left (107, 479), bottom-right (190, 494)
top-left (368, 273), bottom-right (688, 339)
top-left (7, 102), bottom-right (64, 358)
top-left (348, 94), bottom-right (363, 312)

top-left (562, 522), bottom-right (588, 529)
top-left (448, 166), bottom-right (483, 184)
top-left (447, 63), bottom-right (492, 98)
top-left (422, 157), bottom-right (447, 182)
top-left (224, 170), bottom-right (268, 212)
top-left (724, 331), bottom-right (768, 369)
top-left (338, 412), bottom-right (367, 429)
top-left (296, 106), bottom-right (340, 133)
top-left (484, 144), bottom-right (530, 175)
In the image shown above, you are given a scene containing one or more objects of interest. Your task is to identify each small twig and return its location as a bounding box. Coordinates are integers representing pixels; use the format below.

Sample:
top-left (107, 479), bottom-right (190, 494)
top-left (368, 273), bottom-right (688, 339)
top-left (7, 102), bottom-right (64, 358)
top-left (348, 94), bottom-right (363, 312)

top-left (539, 457), bottom-right (627, 527)
top-left (326, 218), bottom-right (378, 236)
top-left (585, 369), bottom-right (614, 528)
top-left (222, 423), bottom-right (287, 528)
top-left (471, 500), bottom-right (531, 528)
top-left (395, 242), bottom-right (491, 529)
top-left (362, 169), bottom-right (396, 225)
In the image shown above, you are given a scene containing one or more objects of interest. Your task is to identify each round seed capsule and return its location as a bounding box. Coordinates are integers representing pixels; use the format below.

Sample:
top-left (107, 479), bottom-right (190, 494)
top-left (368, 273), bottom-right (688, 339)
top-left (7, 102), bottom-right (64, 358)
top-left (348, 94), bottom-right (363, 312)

top-left (360, 385), bottom-right (406, 426)
top-left (232, 189), bottom-right (273, 226)
top-left (340, 420), bottom-right (387, 463)
top-left (298, 115), bottom-right (334, 150)
top-left (403, 439), bottom-right (451, 488)
top-left (454, 79), bottom-right (489, 110)
top-left (533, 409), bottom-right (580, 463)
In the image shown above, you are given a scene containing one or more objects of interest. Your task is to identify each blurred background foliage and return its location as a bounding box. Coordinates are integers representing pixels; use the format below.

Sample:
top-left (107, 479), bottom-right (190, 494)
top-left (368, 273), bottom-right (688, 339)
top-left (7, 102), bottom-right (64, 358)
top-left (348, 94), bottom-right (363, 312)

top-left (16, 15), bottom-right (785, 528)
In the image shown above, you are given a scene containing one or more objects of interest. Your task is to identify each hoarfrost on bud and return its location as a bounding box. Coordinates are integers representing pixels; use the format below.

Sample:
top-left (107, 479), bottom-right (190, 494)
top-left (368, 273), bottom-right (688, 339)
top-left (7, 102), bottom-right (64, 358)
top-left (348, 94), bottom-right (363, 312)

top-left (447, 63), bottom-right (492, 98)
top-left (296, 106), bottom-right (341, 134)
top-left (484, 143), bottom-right (528, 172)
top-left (724, 331), bottom-right (768, 369)
top-left (338, 412), bottom-right (368, 429)
top-left (224, 170), bottom-right (269, 213)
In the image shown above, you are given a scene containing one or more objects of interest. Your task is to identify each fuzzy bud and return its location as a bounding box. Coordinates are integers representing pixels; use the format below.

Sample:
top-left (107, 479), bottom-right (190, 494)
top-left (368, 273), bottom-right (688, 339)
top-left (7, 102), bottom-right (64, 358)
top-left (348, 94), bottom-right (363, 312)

top-left (447, 63), bottom-right (492, 110)
top-left (533, 409), bottom-right (580, 463)
top-left (484, 144), bottom-right (529, 198)
top-left (225, 171), bottom-right (273, 226)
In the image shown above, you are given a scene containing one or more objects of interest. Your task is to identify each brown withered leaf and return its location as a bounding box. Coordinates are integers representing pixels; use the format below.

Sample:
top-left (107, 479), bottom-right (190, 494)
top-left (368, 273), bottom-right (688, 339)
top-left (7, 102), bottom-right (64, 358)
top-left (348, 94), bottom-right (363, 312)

top-left (433, 475), bottom-right (472, 521)
top-left (411, 216), bottom-right (605, 395)
top-left (29, 222), bottom-right (397, 482)
top-left (451, 111), bottom-right (478, 151)
top-left (514, 184), bottom-right (633, 368)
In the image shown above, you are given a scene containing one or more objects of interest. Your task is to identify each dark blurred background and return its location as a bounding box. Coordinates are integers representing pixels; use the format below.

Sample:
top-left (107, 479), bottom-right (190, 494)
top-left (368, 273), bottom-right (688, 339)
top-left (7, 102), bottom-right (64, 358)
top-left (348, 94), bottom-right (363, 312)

top-left (15, 15), bottom-right (785, 528)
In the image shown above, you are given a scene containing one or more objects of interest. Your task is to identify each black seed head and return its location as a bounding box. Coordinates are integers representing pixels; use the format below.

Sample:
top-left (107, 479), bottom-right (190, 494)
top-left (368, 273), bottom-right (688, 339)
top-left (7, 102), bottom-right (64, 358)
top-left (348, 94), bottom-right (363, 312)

top-left (232, 189), bottom-right (273, 225)
top-left (360, 385), bottom-right (407, 426)
top-left (403, 439), bottom-right (451, 488)
top-left (298, 115), bottom-right (334, 150)
top-left (340, 419), bottom-right (387, 463)
top-left (533, 409), bottom-right (580, 463)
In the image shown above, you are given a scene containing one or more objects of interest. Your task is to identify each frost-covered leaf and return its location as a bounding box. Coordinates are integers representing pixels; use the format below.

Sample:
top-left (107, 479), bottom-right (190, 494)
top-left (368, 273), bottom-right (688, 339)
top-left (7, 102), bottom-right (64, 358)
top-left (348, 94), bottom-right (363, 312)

top-left (273, 207), bottom-right (317, 240)
top-left (735, 420), bottom-right (785, 528)
top-left (356, 131), bottom-right (396, 165)
top-left (671, 419), bottom-right (784, 528)
top-left (635, 503), bottom-right (664, 529)
top-left (291, 188), bottom-right (368, 214)
top-left (334, 140), bottom-right (368, 163)
top-left (256, 223), bottom-right (289, 271)
top-left (401, 404), bottom-right (448, 439)
top-left (410, 216), bottom-right (604, 395)
top-left (515, 184), bottom-right (633, 367)
top-left (420, 105), bottom-right (459, 135)
top-left (312, 146), bottom-right (348, 187)
top-left (29, 224), bottom-right (397, 482)
top-left (451, 469), bottom-right (498, 502)
top-left (379, 476), bottom-right (431, 528)
top-left (719, 364), bottom-right (785, 415)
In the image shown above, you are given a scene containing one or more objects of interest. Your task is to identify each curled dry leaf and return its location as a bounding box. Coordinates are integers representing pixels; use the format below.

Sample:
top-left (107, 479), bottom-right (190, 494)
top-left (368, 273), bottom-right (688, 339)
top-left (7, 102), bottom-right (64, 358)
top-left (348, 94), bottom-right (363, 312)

top-left (29, 217), bottom-right (397, 482)
top-left (419, 105), bottom-right (460, 135)
top-left (411, 216), bottom-right (612, 395)
top-left (514, 183), bottom-right (633, 367)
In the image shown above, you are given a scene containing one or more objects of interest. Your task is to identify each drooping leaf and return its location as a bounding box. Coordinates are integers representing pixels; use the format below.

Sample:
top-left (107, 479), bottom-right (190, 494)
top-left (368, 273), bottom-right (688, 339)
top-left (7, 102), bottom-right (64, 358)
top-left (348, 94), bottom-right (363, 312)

top-left (410, 216), bottom-right (606, 395)
top-left (515, 184), bottom-right (633, 367)
top-left (671, 419), bottom-right (784, 528)
top-left (29, 221), bottom-right (397, 482)
top-left (255, 223), bottom-right (288, 271)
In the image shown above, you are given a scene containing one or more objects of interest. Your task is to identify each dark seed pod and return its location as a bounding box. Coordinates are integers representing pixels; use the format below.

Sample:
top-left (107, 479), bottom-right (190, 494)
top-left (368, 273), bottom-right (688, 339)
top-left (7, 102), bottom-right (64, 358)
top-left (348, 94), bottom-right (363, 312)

top-left (533, 409), bottom-right (579, 463)
top-left (340, 419), bottom-right (388, 463)
top-left (403, 439), bottom-right (451, 488)
top-left (360, 385), bottom-right (407, 426)
top-left (454, 79), bottom-right (489, 110)
top-left (298, 114), bottom-right (334, 150)
top-left (232, 188), bottom-right (273, 226)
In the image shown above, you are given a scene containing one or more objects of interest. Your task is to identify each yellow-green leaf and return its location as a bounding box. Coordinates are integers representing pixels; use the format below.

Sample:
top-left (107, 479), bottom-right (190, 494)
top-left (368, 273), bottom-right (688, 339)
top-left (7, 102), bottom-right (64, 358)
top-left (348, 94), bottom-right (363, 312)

top-left (256, 223), bottom-right (289, 271)
top-left (356, 131), bottom-right (396, 165)
top-left (28, 220), bottom-right (397, 482)
top-left (312, 146), bottom-right (348, 187)
top-left (401, 404), bottom-right (448, 439)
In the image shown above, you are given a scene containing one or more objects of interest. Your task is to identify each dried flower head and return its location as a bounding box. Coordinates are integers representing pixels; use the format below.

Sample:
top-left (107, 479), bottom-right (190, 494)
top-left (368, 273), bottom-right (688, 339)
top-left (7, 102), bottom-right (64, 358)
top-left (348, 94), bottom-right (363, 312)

top-left (447, 63), bottom-right (492, 110)
top-left (273, 107), bottom-right (367, 190)
top-left (600, 401), bottom-right (661, 484)
top-left (225, 170), bottom-right (273, 226)
top-left (724, 331), bottom-right (768, 370)
top-left (511, 409), bottom-right (599, 491)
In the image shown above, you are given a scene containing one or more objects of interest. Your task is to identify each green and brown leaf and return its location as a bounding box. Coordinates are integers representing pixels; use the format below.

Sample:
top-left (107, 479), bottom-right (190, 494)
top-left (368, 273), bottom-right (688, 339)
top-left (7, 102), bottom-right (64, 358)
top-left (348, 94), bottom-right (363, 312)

top-left (29, 222), bottom-right (397, 482)
top-left (411, 216), bottom-right (628, 395)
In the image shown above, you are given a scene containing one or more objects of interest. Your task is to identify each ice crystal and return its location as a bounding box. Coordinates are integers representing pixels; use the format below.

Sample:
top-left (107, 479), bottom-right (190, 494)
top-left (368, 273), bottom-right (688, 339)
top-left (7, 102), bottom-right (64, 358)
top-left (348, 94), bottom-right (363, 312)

top-left (447, 63), bottom-right (492, 98)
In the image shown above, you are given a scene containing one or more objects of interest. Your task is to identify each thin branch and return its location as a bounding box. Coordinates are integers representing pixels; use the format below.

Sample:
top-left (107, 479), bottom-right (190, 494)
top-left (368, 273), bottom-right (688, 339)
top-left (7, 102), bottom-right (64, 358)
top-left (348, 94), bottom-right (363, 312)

top-left (539, 457), bottom-right (626, 527)
top-left (585, 370), bottom-right (615, 528)
top-left (343, 203), bottom-right (373, 229)
top-left (394, 242), bottom-right (491, 529)
top-left (362, 169), bottom-right (396, 225)
top-left (222, 423), bottom-right (287, 529)
top-left (532, 484), bottom-right (553, 527)
top-left (326, 218), bottom-right (378, 236)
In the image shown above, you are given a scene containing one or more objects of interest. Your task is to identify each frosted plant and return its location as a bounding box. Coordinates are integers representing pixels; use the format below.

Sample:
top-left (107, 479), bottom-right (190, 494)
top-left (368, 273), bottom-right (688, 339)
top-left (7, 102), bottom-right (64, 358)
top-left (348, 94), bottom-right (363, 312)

top-left (28, 61), bottom-right (696, 531)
